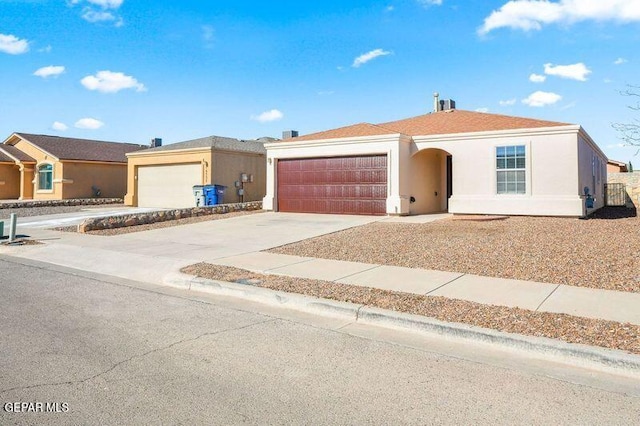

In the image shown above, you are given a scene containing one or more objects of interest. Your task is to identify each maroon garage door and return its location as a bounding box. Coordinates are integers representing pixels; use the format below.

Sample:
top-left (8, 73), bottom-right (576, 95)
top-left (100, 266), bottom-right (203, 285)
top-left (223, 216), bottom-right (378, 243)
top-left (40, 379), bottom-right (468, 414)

top-left (277, 155), bottom-right (387, 215)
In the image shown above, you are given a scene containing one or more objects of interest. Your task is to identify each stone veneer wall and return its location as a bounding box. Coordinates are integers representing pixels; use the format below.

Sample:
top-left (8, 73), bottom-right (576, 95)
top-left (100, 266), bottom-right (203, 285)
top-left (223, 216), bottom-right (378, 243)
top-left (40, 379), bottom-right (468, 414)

top-left (0, 198), bottom-right (122, 209)
top-left (78, 201), bottom-right (262, 232)
top-left (608, 172), bottom-right (640, 208)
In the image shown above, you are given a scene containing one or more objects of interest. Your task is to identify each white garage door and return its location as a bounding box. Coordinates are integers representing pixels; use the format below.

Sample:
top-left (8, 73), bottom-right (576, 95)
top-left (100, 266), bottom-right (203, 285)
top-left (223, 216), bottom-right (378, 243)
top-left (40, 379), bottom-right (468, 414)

top-left (137, 163), bottom-right (201, 208)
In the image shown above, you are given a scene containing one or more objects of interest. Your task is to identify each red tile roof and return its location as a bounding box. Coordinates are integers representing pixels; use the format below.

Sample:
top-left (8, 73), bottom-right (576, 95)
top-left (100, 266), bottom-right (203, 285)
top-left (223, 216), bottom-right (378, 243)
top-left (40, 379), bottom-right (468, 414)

top-left (282, 109), bottom-right (571, 142)
top-left (380, 110), bottom-right (569, 136)
top-left (284, 122), bottom-right (400, 142)
top-left (12, 133), bottom-right (148, 163)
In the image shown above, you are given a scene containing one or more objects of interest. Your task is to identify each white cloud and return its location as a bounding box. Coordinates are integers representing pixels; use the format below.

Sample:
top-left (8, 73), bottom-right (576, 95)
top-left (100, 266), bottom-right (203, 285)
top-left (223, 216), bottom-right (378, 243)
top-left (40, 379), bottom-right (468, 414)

top-left (33, 65), bottom-right (65, 78)
top-left (604, 78), bottom-right (613, 84)
top-left (86, 0), bottom-right (123, 7)
top-left (38, 45), bottom-right (52, 53)
top-left (529, 73), bottom-right (546, 83)
top-left (614, 57), bottom-right (628, 65)
top-left (499, 98), bottom-right (517, 106)
top-left (202, 25), bottom-right (215, 48)
top-left (543, 62), bottom-right (591, 81)
top-left (81, 70), bottom-right (146, 93)
top-left (82, 9), bottom-right (117, 23)
top-left (385, 5), bottom-right (395, 12)
top-left (417, 0), bottom-right (443, 6)
top-left (475, 107), bottom-right (490, 113)
top-left (251, 109), bottom-right (284, 123)
top-left (71, 0), bottom-right (124, 26)
top-left (479, 0), bottom-right (640, 35)
top-left (75, 118), bottom-right (104, 129)
top-left (352, 48), bottom-right (392, 68)
top-left (522, 91), bottom-right (562, 107)
top-left (0, 34), bottom-right (29, 55)
top-left (52, 121), bottom-right (68, 131)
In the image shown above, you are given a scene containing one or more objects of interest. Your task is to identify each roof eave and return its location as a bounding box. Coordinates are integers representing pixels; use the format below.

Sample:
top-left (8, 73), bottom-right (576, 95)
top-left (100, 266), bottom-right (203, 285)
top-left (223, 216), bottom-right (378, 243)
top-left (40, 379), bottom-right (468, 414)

top-left (265, 133), bottom-right (407, 149)
top-left (412, 125), bottom-right (582, 142)
top-left (9, 133), bottom-right (60, 161)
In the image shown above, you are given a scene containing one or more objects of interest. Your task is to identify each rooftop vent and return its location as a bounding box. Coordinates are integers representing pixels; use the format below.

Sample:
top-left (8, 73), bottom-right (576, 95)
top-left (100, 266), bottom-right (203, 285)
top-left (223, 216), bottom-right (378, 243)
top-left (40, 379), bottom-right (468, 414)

top-left (150, 137), bottom-right (162, 148)
top-left (433, 93), bottom-right (456, 112)
top-left (440, 99), bottom-right (456, 111)
top-left (282, 130), bottom-right (298, 139)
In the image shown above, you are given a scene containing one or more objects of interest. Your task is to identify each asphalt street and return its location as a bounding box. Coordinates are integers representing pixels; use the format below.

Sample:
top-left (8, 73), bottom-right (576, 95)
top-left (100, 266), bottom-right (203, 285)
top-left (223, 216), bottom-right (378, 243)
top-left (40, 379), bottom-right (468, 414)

top-left (1, 255), bottom-right (638, 425)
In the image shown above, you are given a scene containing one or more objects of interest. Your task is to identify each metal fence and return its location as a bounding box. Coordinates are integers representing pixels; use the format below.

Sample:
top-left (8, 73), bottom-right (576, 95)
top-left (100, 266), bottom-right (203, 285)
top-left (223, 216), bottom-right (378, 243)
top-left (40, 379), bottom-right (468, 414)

top-left (604, 183), bottom-right (627, 206)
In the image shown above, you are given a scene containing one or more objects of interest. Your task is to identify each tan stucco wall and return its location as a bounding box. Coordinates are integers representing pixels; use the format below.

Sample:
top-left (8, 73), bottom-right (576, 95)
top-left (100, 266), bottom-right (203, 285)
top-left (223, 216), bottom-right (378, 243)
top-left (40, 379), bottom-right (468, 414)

top-left (125, 149), bottom-right (213, 206)
top-left (4, 137), bottom-right (130, 200)
top-left (409, 149), bottom-right (448, 214)
top-left (211, 151), bottom-right (266, 204)
top-left (577, 135), bottom-right (607, 212)
top-left (125, 148), bottom-right (266, 206)
top-left (19, 166), bottom-right (34, 200)
top-left (416, 127), bottom-right (595, 216)
top-left (11, 138), bottom-right (64, 200)
top-left (11, 139), bottom-right (52, 163)
top-left (0, 163), bottom-right (20, 199)
top-left (61, 162), bottom-right (129, 199)
top-left (265, 126), bottom-right (605, 217)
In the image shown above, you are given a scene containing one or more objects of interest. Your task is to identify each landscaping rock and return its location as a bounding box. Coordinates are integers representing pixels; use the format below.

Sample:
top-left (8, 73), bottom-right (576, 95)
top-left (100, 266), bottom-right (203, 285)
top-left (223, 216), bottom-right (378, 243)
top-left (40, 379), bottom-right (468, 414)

top-left (78, 201), bottom-right (262, 232)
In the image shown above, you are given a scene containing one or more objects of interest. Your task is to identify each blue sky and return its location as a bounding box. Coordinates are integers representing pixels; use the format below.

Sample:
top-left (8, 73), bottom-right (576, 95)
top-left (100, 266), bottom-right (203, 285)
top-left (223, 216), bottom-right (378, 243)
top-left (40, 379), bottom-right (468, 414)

top-left (1, 0), bottom-right (639, 162)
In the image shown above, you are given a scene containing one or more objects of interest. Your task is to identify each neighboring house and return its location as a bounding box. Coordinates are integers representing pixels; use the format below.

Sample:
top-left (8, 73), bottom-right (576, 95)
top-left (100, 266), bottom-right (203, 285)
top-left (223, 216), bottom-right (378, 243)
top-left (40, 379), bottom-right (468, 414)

top-left (263, 98), bottom-right (608, 217)
top-left (607, 159), bottom-right (628, 173)
top-left (0, 133), bottom-right (148, 200)
top-left (125, 136), bottom-right (266, 208)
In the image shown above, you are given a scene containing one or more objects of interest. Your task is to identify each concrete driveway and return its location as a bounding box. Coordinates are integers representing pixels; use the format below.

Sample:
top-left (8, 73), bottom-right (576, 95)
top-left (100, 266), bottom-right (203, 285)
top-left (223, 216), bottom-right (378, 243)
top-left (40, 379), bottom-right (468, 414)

top-left (89, 212), bottom-right (383, 260)
top-left (3, 212), bottom-right (383, 284)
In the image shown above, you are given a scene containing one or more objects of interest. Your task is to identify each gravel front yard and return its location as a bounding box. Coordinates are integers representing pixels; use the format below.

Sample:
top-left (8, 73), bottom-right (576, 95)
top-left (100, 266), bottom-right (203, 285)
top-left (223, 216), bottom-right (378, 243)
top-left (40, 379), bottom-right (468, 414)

top-left (181, 263), bottom-right (640, 355)
top-left (269, 208), bottom-right (640, 293)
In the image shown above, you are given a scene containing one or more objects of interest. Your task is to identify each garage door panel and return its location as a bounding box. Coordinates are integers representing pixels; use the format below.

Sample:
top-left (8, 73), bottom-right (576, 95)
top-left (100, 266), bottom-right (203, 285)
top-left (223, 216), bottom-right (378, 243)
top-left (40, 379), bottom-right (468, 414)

top-left (277, 155), bottom-right (387, 215)
top-left (137, 163), bottom-right (201, 208)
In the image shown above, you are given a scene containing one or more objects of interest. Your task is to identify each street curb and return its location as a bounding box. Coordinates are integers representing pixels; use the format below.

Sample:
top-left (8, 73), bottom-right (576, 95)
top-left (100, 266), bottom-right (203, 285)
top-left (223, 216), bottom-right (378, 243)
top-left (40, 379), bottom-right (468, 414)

top-left (165, 272), bottom-right (640, 377)
top-left (163, 272), bottom-right (363, 320)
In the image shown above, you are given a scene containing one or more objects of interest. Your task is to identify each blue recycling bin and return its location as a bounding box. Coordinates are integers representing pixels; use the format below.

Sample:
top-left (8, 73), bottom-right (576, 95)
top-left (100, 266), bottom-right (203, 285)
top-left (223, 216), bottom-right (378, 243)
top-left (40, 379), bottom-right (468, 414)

top-left (214, 184), bottom-right (227, 204)
top-left (203, 185), bottom-right (218, 206)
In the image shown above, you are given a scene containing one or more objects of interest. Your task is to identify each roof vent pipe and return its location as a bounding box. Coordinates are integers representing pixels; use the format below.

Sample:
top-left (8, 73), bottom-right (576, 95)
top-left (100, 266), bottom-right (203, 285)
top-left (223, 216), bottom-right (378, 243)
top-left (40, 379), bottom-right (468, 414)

top-left (433, 92), bottom-right (440, 112)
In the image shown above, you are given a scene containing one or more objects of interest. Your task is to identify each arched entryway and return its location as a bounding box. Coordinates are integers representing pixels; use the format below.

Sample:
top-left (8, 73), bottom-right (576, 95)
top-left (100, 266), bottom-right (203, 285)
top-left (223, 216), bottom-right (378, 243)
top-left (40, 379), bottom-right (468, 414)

top-left (409, 148), bottom-right (452, 215)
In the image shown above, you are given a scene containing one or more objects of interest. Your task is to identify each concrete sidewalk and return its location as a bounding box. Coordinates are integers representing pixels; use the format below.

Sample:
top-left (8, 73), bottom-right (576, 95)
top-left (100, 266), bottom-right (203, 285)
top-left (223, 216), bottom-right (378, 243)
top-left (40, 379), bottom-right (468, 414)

top-left (1, 212), bottom-right (639, 326)
top-left (210, 252), bottom-right (640, 325)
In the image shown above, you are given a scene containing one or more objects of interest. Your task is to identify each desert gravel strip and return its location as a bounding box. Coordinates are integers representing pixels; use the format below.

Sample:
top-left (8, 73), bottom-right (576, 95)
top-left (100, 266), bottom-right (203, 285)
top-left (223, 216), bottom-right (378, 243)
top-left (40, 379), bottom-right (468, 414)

top-left (61, 209), bottom-right (264, 235)
top-left (269, 208), bottom-right (640, 293)
top-left (181, 263), bottom-right (640, 355)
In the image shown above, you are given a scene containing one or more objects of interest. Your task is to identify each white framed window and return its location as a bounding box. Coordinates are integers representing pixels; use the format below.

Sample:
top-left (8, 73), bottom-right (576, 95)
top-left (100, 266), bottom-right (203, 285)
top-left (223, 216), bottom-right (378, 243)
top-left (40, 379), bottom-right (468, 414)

top-left (496, 145), bottom-right (526, 194)
top-left (38, 163), bottom-right (53, 190)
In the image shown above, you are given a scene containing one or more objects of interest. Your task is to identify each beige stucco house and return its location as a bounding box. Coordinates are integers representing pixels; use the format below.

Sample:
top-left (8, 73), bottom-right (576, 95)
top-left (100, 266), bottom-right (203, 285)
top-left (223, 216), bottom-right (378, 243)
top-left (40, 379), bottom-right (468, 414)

top-left (263, 100), bottom-right (607, 217)
top-left (0, 133), bottom-right (147, 200)
top-left (125, 136), bottom-right (266, 208)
